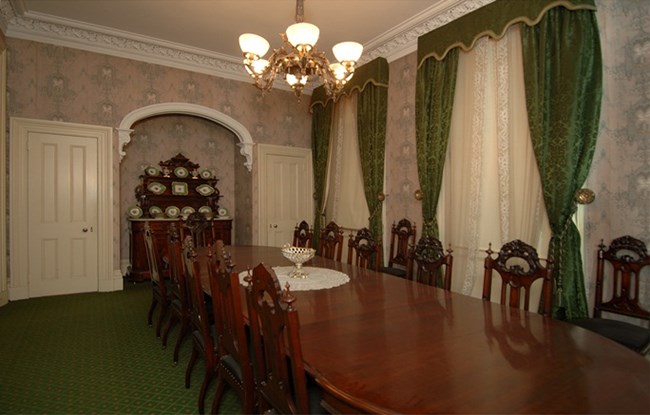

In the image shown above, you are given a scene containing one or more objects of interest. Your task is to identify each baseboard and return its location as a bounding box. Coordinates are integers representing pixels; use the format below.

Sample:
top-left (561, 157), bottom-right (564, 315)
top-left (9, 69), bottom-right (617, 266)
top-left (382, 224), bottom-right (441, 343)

top-left (99, 269), bottom-right (125, 292)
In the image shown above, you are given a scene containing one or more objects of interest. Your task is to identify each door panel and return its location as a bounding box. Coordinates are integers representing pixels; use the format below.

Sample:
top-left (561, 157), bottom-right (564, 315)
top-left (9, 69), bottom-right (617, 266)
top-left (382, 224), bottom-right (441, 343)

top-left (27, 133), bottom-right (98, 297)
top-left (259, 145), bottom-right (313, 248)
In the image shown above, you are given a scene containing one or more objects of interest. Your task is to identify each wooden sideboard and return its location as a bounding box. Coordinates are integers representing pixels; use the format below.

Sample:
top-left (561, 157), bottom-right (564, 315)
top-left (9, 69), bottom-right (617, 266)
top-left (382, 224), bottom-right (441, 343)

top-left (127, 218), bottom-right (232, 282)
top-left (125, 153), bottom-right (233, 282)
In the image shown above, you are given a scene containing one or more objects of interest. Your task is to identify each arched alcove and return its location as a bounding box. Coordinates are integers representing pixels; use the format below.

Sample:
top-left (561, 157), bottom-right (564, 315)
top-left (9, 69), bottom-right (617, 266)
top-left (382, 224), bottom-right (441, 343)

top-left (117, 102), bottom-right (254, 171)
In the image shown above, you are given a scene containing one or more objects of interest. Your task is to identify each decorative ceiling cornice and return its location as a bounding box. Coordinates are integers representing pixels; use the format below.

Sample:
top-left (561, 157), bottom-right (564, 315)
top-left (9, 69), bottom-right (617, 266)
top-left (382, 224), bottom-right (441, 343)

top-left (1, 0), bottom-right (494, 93)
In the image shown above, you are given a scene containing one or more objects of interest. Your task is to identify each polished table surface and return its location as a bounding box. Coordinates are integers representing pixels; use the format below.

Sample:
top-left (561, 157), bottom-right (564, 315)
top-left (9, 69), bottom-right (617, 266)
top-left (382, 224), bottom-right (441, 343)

top-left (199, 245), bottom-right (650, 414)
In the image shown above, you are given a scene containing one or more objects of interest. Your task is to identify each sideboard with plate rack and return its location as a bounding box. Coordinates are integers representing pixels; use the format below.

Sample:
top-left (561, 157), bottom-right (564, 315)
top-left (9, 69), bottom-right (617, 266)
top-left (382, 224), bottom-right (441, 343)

top-left (126, 153), bottom-right (232, 282)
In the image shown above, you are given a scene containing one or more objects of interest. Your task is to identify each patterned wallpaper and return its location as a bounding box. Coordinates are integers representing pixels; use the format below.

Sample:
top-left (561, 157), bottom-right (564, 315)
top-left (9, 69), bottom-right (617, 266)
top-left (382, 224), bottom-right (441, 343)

top-left (6, 38), bottom-right (311, 272)
top-left (4, 0), bottom-right (648, 308)
top-left (120, 115), bottom-right (237, 261)
top-left (583, 0), bottom-right (649, 310)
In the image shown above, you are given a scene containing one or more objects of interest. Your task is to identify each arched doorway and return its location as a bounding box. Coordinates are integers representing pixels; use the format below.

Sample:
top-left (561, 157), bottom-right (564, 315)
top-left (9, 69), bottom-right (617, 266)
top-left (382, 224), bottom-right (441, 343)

top-left (117, 102), bottom-right (254, 171)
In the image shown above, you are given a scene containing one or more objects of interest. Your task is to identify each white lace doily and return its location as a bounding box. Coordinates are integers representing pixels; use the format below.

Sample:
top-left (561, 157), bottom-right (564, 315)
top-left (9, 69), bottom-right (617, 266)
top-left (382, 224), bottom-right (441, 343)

top-left (238, 266), bottom-right (349, 291)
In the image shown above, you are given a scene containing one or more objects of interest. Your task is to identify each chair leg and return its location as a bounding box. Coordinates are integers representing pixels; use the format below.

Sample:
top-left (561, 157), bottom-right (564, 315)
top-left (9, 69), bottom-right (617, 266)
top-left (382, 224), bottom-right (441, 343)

top-left (211, 374), bottom-right (226, 414)
top-left (198, 366), bottom-right (215, 414)
top-left (185, 342), bottom-right (199, 388)
top-left (173, 317), bottom-right (190, 364)
top-left (155, 301), bottom-right (169, 339)
top-left (147, 296), bottom-right (158, 326)
top-left (162, 311), bottom-right (178, 348)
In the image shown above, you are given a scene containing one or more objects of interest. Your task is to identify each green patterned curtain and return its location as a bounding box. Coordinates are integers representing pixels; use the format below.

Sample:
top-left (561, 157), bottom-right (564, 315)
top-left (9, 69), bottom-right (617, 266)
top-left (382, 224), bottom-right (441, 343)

top-left (310, 101), bottom-right (333, 249)
top-left (415, 49), bottom-right (459, 237)
top-left (521, 6), bottom-right (602, 320)
top-left (357, 81), bottom-right (388, 241)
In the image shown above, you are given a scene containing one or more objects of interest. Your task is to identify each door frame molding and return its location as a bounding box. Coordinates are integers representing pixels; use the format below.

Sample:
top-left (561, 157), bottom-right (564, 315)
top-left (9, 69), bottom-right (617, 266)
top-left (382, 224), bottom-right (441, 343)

top-left (9, 117), bottom-right (114, 300)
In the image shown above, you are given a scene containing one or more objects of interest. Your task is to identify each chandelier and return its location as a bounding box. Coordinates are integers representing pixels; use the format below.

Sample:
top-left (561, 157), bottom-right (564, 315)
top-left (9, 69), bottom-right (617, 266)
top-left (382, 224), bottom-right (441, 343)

top-left (239, 0), bottom-right (363, 100)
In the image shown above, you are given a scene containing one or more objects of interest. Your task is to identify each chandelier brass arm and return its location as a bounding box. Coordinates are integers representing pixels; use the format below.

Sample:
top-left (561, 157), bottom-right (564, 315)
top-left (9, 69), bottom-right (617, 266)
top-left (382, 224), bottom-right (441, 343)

top-left (239, 0), bottom-right (362, 100)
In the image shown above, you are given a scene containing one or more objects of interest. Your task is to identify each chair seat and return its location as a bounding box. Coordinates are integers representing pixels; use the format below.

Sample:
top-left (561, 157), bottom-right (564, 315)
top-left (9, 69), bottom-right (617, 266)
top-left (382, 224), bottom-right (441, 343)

top-left (380, 266), bottom-right (407, 278)
top-left (571, 318), bottom-right (650, 353)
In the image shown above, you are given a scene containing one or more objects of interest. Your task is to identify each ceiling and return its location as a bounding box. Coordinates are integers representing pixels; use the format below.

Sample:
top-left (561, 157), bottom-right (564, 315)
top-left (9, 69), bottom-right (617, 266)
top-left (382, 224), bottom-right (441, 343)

top-left (2, 0), bottom-right (493, 92)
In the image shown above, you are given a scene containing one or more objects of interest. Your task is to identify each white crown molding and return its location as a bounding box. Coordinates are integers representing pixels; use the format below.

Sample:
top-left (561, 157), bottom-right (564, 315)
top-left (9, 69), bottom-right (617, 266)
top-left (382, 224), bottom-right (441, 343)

top-left (362, 0), bottom-right (496, 63)
top-left (1, 0), bottom-right (494, 91)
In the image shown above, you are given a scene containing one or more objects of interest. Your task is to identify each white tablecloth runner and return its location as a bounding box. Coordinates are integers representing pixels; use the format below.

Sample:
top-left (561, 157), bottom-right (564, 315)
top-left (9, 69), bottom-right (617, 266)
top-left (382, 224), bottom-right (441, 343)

top-left (238, 266), bottom-right (349, 291)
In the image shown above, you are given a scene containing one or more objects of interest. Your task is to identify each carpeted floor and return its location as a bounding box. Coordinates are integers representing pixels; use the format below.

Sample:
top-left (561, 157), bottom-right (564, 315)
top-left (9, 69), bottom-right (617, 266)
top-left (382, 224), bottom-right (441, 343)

top-left (0, 282), bottom-right (242, 414)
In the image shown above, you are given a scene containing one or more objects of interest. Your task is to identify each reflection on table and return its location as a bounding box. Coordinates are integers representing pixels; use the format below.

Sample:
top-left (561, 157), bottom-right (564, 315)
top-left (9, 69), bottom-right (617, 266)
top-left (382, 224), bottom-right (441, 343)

top-left (198, 245), bottom-right (650, 414)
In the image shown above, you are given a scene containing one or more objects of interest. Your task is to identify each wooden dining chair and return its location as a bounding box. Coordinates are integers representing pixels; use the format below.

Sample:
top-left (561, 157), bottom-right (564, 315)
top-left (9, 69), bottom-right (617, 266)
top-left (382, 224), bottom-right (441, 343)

top-left (406, 235), bottom-right (453, 290)
top-left (183, 211), bottom-right (215, 248)
top-left (482, 239), bottom-right (553, 316)
top-left (245, 263), bottom-right (322, 414)
top-left (182, 237), bottom-right (217, 414)
top-left (161, 221), bottom-right (192, 364)
top-left (208, 247), bottom-right (255, 414)
top-left (347, 227), bottom-right (382, 271)
top-left (317, 221), bottom-right (344, 262)
top-left (571, 236), bottom-right (650, 354)
top-left (381, 218), bottom-right (417, 278)
top-left (293, 220), bottom-right (314, 248)
top-left (143, 221), bottom-right (171, 339)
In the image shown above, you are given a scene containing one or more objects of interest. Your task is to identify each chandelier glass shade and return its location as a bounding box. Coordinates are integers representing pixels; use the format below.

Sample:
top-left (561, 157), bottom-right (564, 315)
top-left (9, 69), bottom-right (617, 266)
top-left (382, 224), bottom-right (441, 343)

top-left (239, 0), bottom-right (363, 100)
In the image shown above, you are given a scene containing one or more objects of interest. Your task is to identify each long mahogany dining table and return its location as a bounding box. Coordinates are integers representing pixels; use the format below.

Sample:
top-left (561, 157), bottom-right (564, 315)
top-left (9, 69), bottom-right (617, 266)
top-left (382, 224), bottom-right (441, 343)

top-left (197, 245), bottom-right (650, 414)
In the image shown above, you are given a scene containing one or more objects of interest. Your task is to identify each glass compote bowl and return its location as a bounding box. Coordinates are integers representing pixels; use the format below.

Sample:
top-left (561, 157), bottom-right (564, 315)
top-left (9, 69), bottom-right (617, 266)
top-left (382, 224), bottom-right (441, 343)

top-left (281, 244), bottom-right (316, 279)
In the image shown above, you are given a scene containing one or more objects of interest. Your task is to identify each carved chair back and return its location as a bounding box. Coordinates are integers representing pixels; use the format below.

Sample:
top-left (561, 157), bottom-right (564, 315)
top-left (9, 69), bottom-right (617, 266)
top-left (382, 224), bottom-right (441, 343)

top-left (182, 235), bottom-right (217, 409)
top-left (183, 211), bottom-right (214, 248)
top-left (245, 263), bottom-right (310, 414)
top-left (387, 219), bottom-right (417, 269)
top-left (482, 239), bottom-right (553, 316)
top-left (406, 235), bottom-right (453, 290)
top-left (207, 247), bottom-right (255, 413)
top-left (293, 220), bottom-right (314, 248)
top-left (347, 227), bottom-right (382, 271)
top-left (317, 221), bottom-right (344, 262)
top-left (594, 235), bottom-right (650, 321)
top-left (143, 222), bottom-right (164, 286)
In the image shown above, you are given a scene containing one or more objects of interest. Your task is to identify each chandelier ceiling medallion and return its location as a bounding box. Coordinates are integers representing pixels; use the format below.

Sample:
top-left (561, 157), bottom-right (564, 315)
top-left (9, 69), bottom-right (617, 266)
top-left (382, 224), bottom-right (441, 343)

top-left (239, 0), bottom-right (363, 100)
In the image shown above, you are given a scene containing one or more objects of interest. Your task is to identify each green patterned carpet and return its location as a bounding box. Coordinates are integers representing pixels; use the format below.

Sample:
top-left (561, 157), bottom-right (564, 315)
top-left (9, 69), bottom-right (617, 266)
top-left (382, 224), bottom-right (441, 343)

top-left (0, 282), bottom-right (242, 414)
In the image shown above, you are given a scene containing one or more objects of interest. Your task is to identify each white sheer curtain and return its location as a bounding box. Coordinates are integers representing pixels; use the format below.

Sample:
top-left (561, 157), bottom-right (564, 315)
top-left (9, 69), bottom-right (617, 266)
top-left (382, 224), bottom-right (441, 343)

top-left (323, 94), bottom-right (370, 231)
top-left (437, 25), bottom-right (552, 301)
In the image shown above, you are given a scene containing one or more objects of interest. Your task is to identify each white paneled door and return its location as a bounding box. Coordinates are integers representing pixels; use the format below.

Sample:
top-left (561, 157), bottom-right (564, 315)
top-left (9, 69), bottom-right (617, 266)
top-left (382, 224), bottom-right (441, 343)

top-left (10, 118), bottom-right (113, 300)
top-left (258, 144), bottom-right (313, 247)
top-left (27, 132), bottom-right (99, 297)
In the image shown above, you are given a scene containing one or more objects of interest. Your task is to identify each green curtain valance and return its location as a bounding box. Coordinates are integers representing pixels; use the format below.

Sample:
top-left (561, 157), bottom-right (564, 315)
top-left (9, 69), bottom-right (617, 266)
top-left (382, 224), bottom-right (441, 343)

top-left (309, 57), bottom-right (389, 110)
top-left (417, 0), bottom-right (595, 66)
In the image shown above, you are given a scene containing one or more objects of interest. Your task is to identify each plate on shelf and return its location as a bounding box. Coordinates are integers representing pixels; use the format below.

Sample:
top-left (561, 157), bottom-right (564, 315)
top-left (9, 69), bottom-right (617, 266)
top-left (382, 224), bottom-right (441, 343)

top-left (144, 165), bottom-right (159, 176)
top-left (174, 166), bottom-right (189, 178)
top-left (147, 181), bottom-right (166, 195)
top-left (127, 206), bottom-right (143, 218)
top-left (181, 206), bottom-right (195, 218)
top-left (217, 207), bottom-right (228, 217)
top-left (198, 205), bottom-right (212, 217)
top-left (165, 205), bottom-right (180, 218)
top-left (148, 206), bottom-right (163, 218)
top-left (199, 169), bottom-right (212, 179)
top-left (171, 181), bottom-right (188, 195)
top-left (196, 183), bottom-right (215, 196)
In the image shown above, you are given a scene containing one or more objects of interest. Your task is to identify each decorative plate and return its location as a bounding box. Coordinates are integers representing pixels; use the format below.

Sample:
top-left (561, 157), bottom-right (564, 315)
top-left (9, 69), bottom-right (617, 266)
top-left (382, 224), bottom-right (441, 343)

top-left (127, 206), bottom-right (143, 218)
top-left (165, 205), bottom-right (180, 218)
top-left (147, 181), bottom-right (166, 195)
top-left (171, 181), bottom-right (188, 195)
top-left (144, 165), bottom-right (159, 176)
top-left (174, 166), bottom-right (189, 178)
top-left (199, 169), bottom-right (212, 179)
top-left (217, 207), bottom-right (228, 217)
top-left (196, 183), bottom-right (215, 196)
top-left (181, 206), bottom-right (195, 217)
top-left (198, 205), bottom-right (212, 217)
top-left (148, 206), bottom-right (163, 217)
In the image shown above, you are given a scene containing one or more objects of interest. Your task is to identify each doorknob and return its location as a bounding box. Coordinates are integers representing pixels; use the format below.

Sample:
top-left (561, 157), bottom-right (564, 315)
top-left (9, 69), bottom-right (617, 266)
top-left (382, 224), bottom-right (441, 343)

top-left (273, 224), bottom-right (278, 228)
top-left (82, 228), bottom-right (88, 232)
